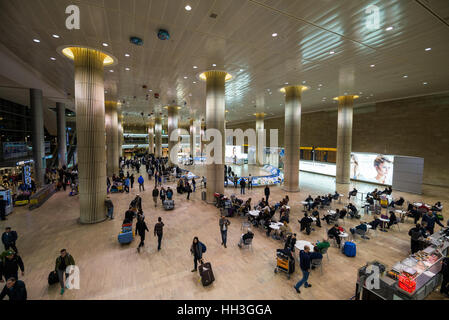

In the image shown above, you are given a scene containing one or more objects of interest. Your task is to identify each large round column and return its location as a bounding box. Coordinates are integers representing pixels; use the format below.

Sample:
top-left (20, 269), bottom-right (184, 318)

top-left (63, 46), bottom-right (114, 224)
top-left (335, 95), bottom-right (358, 184)
top-left (200, 70), bottom-right (231, 203)
top-left (105, 101), bottom-right (119, 176)
top-left (154, 116), bottom-right (162, 158)
top-left (148, 121), bottom-right (154, 154)
top-left (167, 106), bottom-right (179, 165)
top-left (56, 102), bottom-right (67, 168)
top-left (282, 85), bottom-right (308, 192)
top-left (30, 88), bottom-right (45, 187)
top-left (255, 112), bottom-right (265, 166)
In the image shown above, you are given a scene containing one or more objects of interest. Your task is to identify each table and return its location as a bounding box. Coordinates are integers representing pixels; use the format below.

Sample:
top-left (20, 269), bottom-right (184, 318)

top-left (295, 240), bottom-right (314, 252)
top-left (248, 210), bottom-right (260, 217)
top-left (301, 201), bottom-right (309, 212)
top-left (379, 218), bottom-right (390, 232)
top-left (269, 224), bottom-right (281, 230)
top-left (395, 209), bottom-right (407, 220)
top-left (339, 232), bottom-right (349, 238)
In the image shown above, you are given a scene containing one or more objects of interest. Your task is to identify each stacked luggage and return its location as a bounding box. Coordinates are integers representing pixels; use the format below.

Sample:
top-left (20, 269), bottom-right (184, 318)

top-left (342, 241), bottom-right (357, 257)
top-left (118, 222), bottom-right (134, 244)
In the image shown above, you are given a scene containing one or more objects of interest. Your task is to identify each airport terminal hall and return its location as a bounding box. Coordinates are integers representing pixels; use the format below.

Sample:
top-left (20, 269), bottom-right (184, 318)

top-left (1, 0), bottom-right (449, 303)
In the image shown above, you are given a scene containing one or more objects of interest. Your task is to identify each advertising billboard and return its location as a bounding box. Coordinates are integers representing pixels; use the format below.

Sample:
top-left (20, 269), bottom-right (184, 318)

top-left (350, 153), bottom-right (394, 185)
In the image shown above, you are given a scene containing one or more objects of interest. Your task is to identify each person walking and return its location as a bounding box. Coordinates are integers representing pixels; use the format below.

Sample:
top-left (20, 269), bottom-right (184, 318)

top-left (0, 195), bottom-right (7, 221)
top-left (124, 177), bottom-right (130, 193)
top-left (130, 174), bottom-right (135, 189)
top-left (136, 216), bottom-right (149, 253)
top-left (54, 249), bottom-right (75, 295)
top-left (0, 277), bottom-right (27, 301)
top-left (152, 187), bottom-right (159, 207)
top-left (240, 178), bottom-right (246, 195)
top-left (190, 237), bottom-right (206, 272)
top-left (104, 196), bottom-right (114, 219)
top-left (186, 183), bottom-right (192, 200)
top-left (264, 185), bottom-right (270, 204)
top-left (154, 217), bottom-right (164, 251)
top-left (138, 175), bottom-right (145, 192)
top-left (2, 227), bottom-right (18, 253)
top-left (294, 246), bottom-right (312, 294)
top-left (219, 215), bottom-right (231, 248)
top-left (160, 187), bottom-right (166, 203)
top-left (192, 178), bottom-right (196, 192)
top-left (248, 174), bottom-right (253, 190)
top-left (0, 250), bottom-right (24, 282)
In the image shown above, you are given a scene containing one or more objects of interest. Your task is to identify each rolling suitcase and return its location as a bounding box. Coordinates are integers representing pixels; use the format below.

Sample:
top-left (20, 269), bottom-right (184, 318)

top-left (118, 230), bottom-right (134, 244)
top-left (343, 241), bottom-right (356, 257)
top-left (163, 200), bottom-right (175, 210)
top-left (48, 271), bottom-right (59, 285)
top-left (198, 262), bottom-right (215, 286)
top-left (202, 191), bottom-right (206, 201)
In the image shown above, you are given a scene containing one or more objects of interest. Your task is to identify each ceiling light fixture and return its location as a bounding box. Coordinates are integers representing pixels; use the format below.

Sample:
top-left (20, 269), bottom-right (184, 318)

top-left (425, 48), bottom-right (432, 51)
top-left (109, 70), bottom-right (114, 73)
top-left (212, 63), bottom-right (217, 67)
top-left (193, 81), bottom-right (197, 84)
top-left (370, 64), bottom-right (375, 68)
top-left (272, 33), bottom-right (278, 37)
top-left (185, 5), bottom-right (192, 11)
top-left (102, 42), bottom-right (109, 47)
top-left (50, 57), bottom-right (56, 61)
top-left (329, 51), bottom-right (335, 54)
top-left (125, 53), bottom-right (130, 57)
top-left (193, 66), bottom-right (198, 69)
top-left (403, 75), bottom-right (408, 78)
top-left (184, 76), bottom-right (188, 79)
top-left (52, 34), bottom-right (60, 38)
top-left (33, 39), bottom-right (40, 43)
top-left (125, 67), bottom-right (130, 71)
top-left (385, 26), bottom-right (394, 31)
top-left (423, 82), bottom-right (428, 85)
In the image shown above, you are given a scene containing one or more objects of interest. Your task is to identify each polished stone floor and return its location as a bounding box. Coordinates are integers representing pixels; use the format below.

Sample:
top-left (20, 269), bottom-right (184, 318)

top-left (2, 164), bottom-right (448, 300)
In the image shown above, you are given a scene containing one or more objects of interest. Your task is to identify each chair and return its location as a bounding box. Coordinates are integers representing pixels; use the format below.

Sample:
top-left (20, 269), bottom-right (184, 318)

top-left (242, 237), bottom-right (253, 250)
top-left (311, 259), bottom-right (323, 275)
top-left (352, 228), bottom-right (369, 241)
top-left (241, 221), bottom-right (251, 231)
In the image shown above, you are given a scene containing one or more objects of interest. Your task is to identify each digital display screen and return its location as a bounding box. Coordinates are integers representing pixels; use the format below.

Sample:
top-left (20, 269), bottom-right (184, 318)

top-left (351, 153), bottom-right (394, 185)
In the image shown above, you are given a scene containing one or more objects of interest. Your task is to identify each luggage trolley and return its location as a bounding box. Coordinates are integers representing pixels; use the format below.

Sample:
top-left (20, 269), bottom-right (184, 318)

top-left (274, 251), bottom-right (293, 279)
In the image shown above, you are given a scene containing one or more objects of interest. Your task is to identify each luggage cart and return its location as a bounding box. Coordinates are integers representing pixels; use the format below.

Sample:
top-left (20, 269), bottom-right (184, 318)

top-left (274, 251), bottom-right (292, 279)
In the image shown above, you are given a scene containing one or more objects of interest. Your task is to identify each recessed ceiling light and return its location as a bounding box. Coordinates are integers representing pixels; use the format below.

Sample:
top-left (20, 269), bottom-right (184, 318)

top-left (317, 88), bottom-right (321, 90)
top-left (385, 26), bottom-right (394, 31)
top-left (285, 82), bottom-right (289, 85)
top-left (370, 64), bottom-right (375, 68)
top-left (185, 5), bottom-right (192, 11)
top-left (329, 51), bottom-right (335, 54)
top-left (302, 81), bottom-right (306, 84)
top-left (193, 81), bottom-right (197, 84)
top-left (125, 67), bottom-right (130, 71)
top-left (33, 39), bottom-right (40, 43)
top-left (50, 57), bottom-right (56, 61)
top-left (403, 75), bottom-right (408, 78)
top-left (425, 48), bottom-right (432, 51)
top-left (423, 82), bottom-right (428, 85)
top-left (212, 64), bottom-right (217, 67)
top-left (52, 34), bottom-right (60, 38)
top-left (318, 84), bottom-right (322, 87)
top-left (149, 89), bottom-right (152, 92)
top-left (102, 43), bottom-right (109, 47)
top-left (359, 92), bottom-right (363, 94)
top-left (193, 66), bottom-right (198, 69)
top-left (125, 53), bottom-right (130, 57)
top-left (272, 33), bottom-right (278, 37)
top-left (109, 70), bottom-right (114, 73)
top-left (184, 76), bottom-right (188, 79)
top-left (240, 69), bottom-right (244, 72)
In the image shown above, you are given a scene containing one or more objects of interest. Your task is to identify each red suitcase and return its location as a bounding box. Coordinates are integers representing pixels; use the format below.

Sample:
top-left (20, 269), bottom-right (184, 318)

top-left (199, 262), bottom-right (215, 286)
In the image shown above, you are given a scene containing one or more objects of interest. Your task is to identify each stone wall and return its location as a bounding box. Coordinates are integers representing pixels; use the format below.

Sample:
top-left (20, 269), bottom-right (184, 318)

top-left (227, 92), bottom-right (449, 187)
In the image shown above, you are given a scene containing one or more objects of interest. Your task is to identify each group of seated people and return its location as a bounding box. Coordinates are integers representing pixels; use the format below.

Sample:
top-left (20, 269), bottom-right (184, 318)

top-left (304, 193), bottom-right (336, 211)
top-left (298, 211), bottom-right (322, 235)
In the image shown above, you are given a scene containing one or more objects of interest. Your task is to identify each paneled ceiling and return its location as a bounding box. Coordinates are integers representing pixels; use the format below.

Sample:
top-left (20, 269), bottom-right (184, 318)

top-left (0, 0), bottom-right (448, 127)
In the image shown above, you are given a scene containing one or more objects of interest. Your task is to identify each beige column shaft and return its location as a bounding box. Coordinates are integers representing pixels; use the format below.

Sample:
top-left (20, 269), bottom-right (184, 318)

top-left (72, 47), bottom-right (108, 224)
top-left (200, 123), bottom-right (205, 157)
top-left (336, 95), bottom-right (355, 184)
top-left (204, 71), bottom-right (227, 203)
top-left (283, 86), bottom-right (304, 192)
top-left (154, 117), bottom-right (162, 158)
top-left (148, 123), bottom-right (154, 154)
top-left (105, 101), bottom-right (119, 176)
top-left (167, 106), bottom-right (179, 165)
top-left (256, 113), bottom-right (265, 166)
top-left (118, 115), bottom-right (123, 157)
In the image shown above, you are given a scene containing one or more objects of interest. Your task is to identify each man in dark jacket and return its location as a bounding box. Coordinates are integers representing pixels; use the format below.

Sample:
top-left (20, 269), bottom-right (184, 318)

top-left (408, 223), bottom-right (427, 254)
top-left (440, 257), bottom-right (449, 297)
top-left (422, 211), bottom-right (444, 234)
top-left (136, 216), bottom-right (149, 253)
top-left (154, 217), bottom-right (164, 251)
top-left (0, 195), bottom-right (7, 221)
top-left (0, 250), bottom-right (24, 282)
top-left (240, 178), bottom-right (246, 195)
top-left (0, 277), bottom-right (27, 300)
top-left (105, 197), bottom-right (114, 219)
top-left (294, 246), bottom-right (312, 294)
top-left (55, 249), bottom-right (75, 295)
top-left (264, 186), bottom-right (270, 204)
top-left (284, 233), bottom-right (297, 252)
top-left (2, 227), bottom-right (18, 253)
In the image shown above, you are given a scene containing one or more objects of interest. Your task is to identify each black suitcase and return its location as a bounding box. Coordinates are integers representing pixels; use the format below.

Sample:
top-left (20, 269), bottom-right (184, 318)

top-left (48, 271), bottom-right (59, 285)
top-left (199, 262), bottom-right (215, 286)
